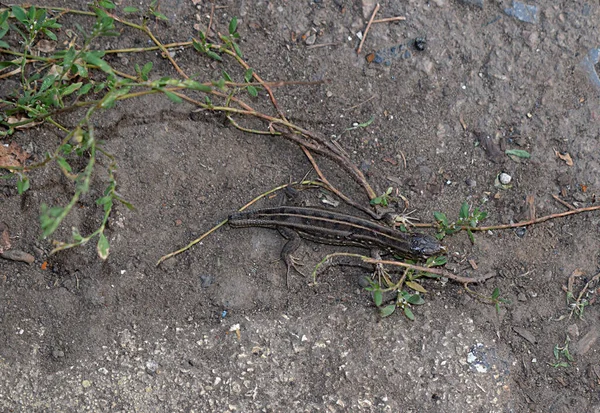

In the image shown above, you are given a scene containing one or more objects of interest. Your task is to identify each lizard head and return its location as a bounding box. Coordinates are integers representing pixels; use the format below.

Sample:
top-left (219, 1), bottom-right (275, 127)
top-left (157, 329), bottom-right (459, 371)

top-left (409, 234), bottom-right (446, 258)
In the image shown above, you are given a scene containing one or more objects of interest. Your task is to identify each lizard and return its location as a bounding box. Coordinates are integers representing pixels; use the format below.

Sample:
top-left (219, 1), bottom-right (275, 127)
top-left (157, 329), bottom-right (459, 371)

top-left (228, 206), bottom-right (445, 286)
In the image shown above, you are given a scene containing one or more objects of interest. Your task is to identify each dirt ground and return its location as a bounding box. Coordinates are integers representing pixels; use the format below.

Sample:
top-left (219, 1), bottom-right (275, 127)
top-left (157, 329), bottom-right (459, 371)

top-left (2, 0), bottom-right (600, 411)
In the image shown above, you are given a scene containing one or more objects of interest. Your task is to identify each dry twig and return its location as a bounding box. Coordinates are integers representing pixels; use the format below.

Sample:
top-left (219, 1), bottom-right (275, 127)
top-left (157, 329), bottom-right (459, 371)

top-left (357, 3), bottom-right (380, 54)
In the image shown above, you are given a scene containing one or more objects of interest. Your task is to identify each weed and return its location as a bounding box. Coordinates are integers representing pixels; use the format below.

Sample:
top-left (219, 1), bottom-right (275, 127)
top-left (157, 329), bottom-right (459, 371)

top-left (434, 201), bottom-right (488, 243)
top-left (0, 2), bottom-right (263, 258)
top-left (370, 187), bottom-right (393, 208)
top-left (549, 337), bottom-right (574, 368)
top-left (363, 254), bottom-right (446, 319)
top-left (563, 270), bottom-right (599, 319)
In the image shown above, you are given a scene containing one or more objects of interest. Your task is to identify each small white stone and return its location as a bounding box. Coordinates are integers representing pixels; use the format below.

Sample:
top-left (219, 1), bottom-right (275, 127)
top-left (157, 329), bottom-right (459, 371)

top-left (499, 173), bottom-right (512, 185)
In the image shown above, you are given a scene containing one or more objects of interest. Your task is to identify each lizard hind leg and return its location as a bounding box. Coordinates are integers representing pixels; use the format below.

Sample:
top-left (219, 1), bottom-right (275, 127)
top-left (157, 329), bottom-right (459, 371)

top-left (278, 227), bottom-right (308, 288)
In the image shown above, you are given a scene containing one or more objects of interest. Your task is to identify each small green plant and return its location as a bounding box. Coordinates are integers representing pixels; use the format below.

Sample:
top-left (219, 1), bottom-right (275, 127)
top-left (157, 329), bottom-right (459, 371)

top-left (490, 287), bottom-right (510, 313)
top-left (370, 187), bottom-right (393, 207)
top-left (0, 3), bottom-right (258, 258)
top-left (563, 270), bottom-right (599, 320)
top-left (364, 255), bottom-right (447, 319)
top-left (549, 337), bottom-right (574, 368)
top-left (434, 201), bottom-right (488, 243)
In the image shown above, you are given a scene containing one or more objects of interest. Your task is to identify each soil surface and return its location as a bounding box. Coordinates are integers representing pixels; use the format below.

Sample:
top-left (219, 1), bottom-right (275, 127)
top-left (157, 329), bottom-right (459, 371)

top-left (2, 0), bottom-right (600, 412)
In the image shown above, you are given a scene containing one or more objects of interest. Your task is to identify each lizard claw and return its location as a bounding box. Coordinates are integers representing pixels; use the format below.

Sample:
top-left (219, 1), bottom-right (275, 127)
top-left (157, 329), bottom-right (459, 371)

top-left (373, 262), bottom-right (393, 287)
top-left (284, 254), bottom-right (308, 288)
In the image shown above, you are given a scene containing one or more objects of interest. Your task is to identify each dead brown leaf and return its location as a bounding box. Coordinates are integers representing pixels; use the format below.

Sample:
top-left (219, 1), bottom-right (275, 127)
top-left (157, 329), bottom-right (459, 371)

top-left (554, 149), bottom-right (573, 166)
top-left (6, 115), bottom-right (43, 129)
top-left (0, 142), bottom-right (31, 168)
top-left (34, 39), bottom-right (57, 53)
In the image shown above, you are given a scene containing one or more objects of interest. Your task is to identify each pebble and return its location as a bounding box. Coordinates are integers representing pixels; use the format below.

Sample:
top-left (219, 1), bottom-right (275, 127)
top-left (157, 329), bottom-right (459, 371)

top-left (200, 274), bottom-right (214, 288)
top-left (504, 1), bottom-right (539, 24)
top-left (567, 324), bottom-right (579, 338)
top-left (515, 227), bottom-right (527, 238)
top-left (465, 178), bottom-right (477, 188)
top-left (414, 37), bottom-right (427, 52)
top-left (575, 326), bottom-right (599, 355)
top-left (513, 327), bottom-right (536, 344)
top-left (499, 173), bottom-right (512, 185)
top-left (52, 349), bottom-right (65, 359)
top-left (146, 360), bottom-right (159, 375)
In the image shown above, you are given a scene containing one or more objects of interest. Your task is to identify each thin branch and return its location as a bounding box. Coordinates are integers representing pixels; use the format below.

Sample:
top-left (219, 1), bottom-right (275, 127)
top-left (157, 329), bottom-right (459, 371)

top-left (357, 3), bottom-right (380, 54)
top-left (362, 258), bottom-right (496, 285)
top-left (372, 16), bottom-right (406, 24)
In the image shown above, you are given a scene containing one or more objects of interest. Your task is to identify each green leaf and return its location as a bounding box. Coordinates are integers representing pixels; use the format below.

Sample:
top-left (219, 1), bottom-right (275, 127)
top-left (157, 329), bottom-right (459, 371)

top-left (61, 82), bottom-right (82, 96)
top-left (183, 79), bottom-right (212, 92)
top-left (233, 42), bottom-right (243, 58)
top-left (0, 61), bottom-right (18, 69)
top-left (74, 63), bottom-right (89, 78)
top-left (42, 28), bottom-right (57, 41)
top-left (373, 290), bottom-right (382, 307)
top-left (71, 227), bottom-right (84, 243)
top-left (228, 17), bottom-right (238, 35)
top-left (116, 197), bottom-right (135, 211)
top-left (56, 156), bottom-right (72, 173)
top-left (212, 78), bottom-right (225, 90)
top-left (11, 6), bottom-right (27, 24)
top-left (123, 6), bottom-right (139, 13)
top-left (403, 306), bottom-right (415, 320)
top-left (427, 255), bottom-right (447, 267)
top-left (82, 52), bottom-right (113, 75)
top-left (39, 74), bottom-right (57, 93)
top-left (192, 38), bottom-right (205, 53)
top-left (98, 0), bottom-right (116, 9)
top-left (247, 85), bottom-right (258, 97)
top-left (491, 287), bottom-right (500, 300)
top-left (141, 61), bottom-right (153, 76)
top-left (222, 70), bottom-right (232, 82)
top-left (370, 196), bottom-right (383, 206)
top-left (40, 204), bottom-right (64, 237)
top-left (405, 281), bottom-right (427, 294)
top-left (406, 294), bottom-right (425, 305)
top-left (151, 11), bottom-right (168, 21)
top-left (206, 50), bottom-right (222, 61)
top-left (0, 40), bottom-right (9, 49)
top-left (162, 90), bottom-right (182, 103)
top-left (244, 68), bottom-right (253, 83)
top-left (505, 149), bottom-right (531, 159)
top-left (95, 195), bottom-right (111, 206)
top-left (44, 19), bottom-right (62, 30)
top-left (78, 83), bottom-right (93, 96)
top-left (467, 228), bottom-right (475, 244)
top-left (433, 211), bottom-right (448, 226)
top-left (97, 232), bottom-right (110, 260)
top-left (380, 305), bottom-right (396, 318)
top-left (16, 174), bottom-right (30, 194)
top-left (62, 46), bottom-right (76, 71)
top-left (459, 202), bottom-right (469, 219)
top-left (0, 10), bottom-right (9, 25)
